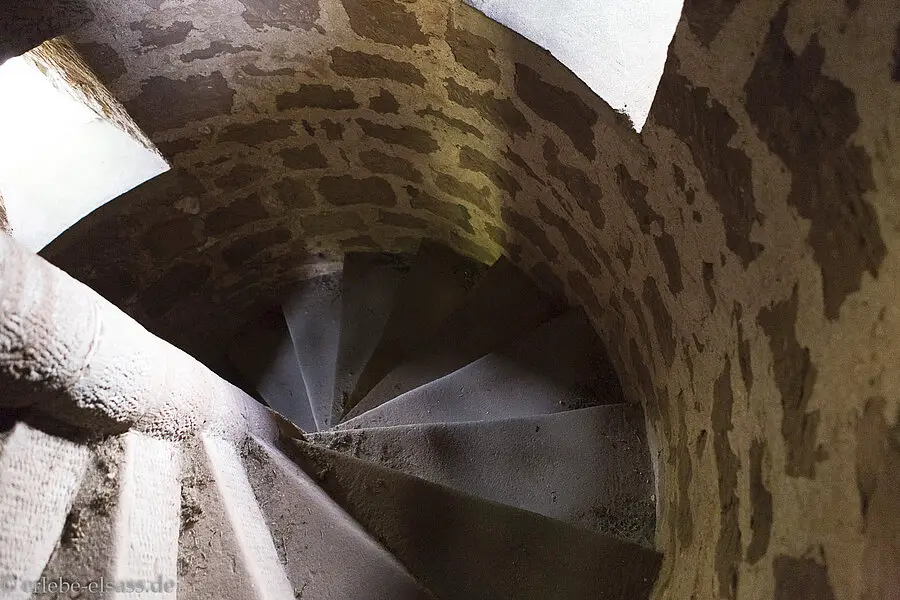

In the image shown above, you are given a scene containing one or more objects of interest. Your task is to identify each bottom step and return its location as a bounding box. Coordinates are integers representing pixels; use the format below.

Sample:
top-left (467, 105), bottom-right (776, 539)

top-left (309, 405), bottom-right (655, 544)
top-left (283, 438), bottom-right (662, 600)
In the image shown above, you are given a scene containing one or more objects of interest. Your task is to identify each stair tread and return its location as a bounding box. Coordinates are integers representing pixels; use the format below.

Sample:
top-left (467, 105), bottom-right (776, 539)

top-left (344, 240), bottom-right (486, 416)
top-left (39, 436), bottom-right (124, 594)
top-left (332, 252), bottom-right (410, 421)
top-left (284, 438), bottom-right (662, 600)
top-left (178, 440), bottom-right (262, 600)
top-left (201, 436), bottom-right (294, 598)
top-left (344, 256), bottom-right (561, 420)
top-left (284, 273), bottom-right (343, 432)
top-left (310, 405), bottom-right (655, 544)
top-left (113, 433), bottom-right (181, 598)
top-left (0, 423), bottom-right (91, 600)
top-left (227, 311), bottom-right (317, 433)
top-left (338, 308), bottom-right (622, 429)
top-left (244, 436), bottom-right (434, 600)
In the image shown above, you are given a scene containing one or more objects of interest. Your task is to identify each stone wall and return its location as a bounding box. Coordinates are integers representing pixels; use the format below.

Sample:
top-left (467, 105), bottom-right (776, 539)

top-left (0, 0), bottom-right (94, 64)
top-left (32, 0), bottom-right (900, 598)
top-left (0, 190), bottom-right (8, 233)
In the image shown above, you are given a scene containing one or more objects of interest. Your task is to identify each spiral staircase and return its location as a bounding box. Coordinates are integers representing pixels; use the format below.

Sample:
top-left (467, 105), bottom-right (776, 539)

top-left (0, 232), bottom-right (661, 599)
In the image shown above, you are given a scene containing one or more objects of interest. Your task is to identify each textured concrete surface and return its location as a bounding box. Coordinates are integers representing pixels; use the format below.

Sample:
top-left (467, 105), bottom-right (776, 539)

top-left (312, 405), bottom-right (655, 544)
top-left (178, 440), bottom-right (258, 600)
top-left (113, 433), bottom-right (181, 598)
top-left (0, 232), bottom-right (279, 444)
top-left (201, 436), bottom-right (294, 599)
top-left (348, 255), bottom-right (560, 417)
top-left (40, 436), bottom-right (124, 597)
top-left (337, 309), bottom-right (623, 430)
top-left (332, 252), bottom-right (410, 420)
top-left (10, 0), bottom-right (898, 597)
top-left (286, 438), bottom-right (662, 600)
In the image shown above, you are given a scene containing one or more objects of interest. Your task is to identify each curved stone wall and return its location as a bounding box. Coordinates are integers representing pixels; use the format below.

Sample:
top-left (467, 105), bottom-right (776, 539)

top-left (35, 0), bottom-right (900, 599)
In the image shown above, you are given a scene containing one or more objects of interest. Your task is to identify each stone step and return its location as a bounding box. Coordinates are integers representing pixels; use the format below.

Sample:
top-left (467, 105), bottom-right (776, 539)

top-left (0, 423), bottom-right (91, 600)
top-left (199, 436), bottom-right (294, 599)
top-left (337, 309), bottom-right (623, 430)
top-left (344, 240), bottom-right (486, 416)
top-left (244, 436), bottom-right (434, 600)
top-left (332, 252), bottom-right (410, 421)
top-left (283, 273), bottom-right (343, 431)
top-left (344, 256), bottom-right (561, 420)
top-left (112, 432), bottom-right (182, 599)
top-left (227, 311), bottom-right (316, 433)
top-left (39, 436), bottom-right (125, 596)
top-left (284, 439), bottom-right (662, 600)
top-left (309, 405), bottom-right (655, 545)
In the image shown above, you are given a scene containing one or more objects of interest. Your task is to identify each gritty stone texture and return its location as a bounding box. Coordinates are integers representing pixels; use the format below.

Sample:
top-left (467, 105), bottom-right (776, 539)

top-left (447, 24), bottom-right (501, 82)
top-left (237, 0), bottom-right (321, 32)
top-left (18, 1), bottom-right (899, 598)
top-left (276, 84), bottom-right (359, 110)
top-left (341, 0), bottom-right (429, 47)
top-left (127, 72), bottom-right (235, 133)
top-left (357, 119), bottom-right (438, 154)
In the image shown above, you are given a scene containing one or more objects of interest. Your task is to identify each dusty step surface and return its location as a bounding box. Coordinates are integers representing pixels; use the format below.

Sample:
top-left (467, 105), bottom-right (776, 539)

top-left (198, 435), bottom-right (295, 598)
top-left (227, 311), bottom-right (316, 432)
top-left (284, 439), bottom-right (662, 600)
top-left (309, 405), bottom-right (655, 545)
top-left (344, 256), bottom-right (561, 420)
top-left (178, 440), bottom-right (262, 600)
top-left (337, 309), bottom-right (623, 430)
top-left (332, 252), bottom-right (410, 422)
top-left (344, 240), bottom-right (486, 417)
top-left (0, 423), bottom-right (92, 600)
top-left (283, 272), bottom-right (343, 431)
top-left (114, 433), bottom-right (183, 598)
top-left (242, 436), bottom-right (434, 600)
top-left (40, 436), bottom-right (124, 596)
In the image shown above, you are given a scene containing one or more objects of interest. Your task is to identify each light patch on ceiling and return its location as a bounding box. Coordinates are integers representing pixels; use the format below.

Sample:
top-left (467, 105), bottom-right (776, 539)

top-left (0, 54), bottom-right (168, 252)
top-left (465, 0), bottom-right (683, 132)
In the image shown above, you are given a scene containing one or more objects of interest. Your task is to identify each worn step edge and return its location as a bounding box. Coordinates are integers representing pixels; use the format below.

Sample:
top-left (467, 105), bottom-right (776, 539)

top-left (0, 423), bottom-right (91, 600)
top-left (283, 273), bottom-right (343, 432)
top-left (284, 439), bottom-right (663, 600)
top-left (344, 240), bottom-right (486, 415)
top-left (202, 435), bottom-right (294, 600)
top-left (245, 436), bottom-right (435, 600)
top-left (309, 405), bottom-right (656, 544)
top-left (345, 256), bottom-right (561, 420)
top-left (112, 432), bottom-right (181, 599)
